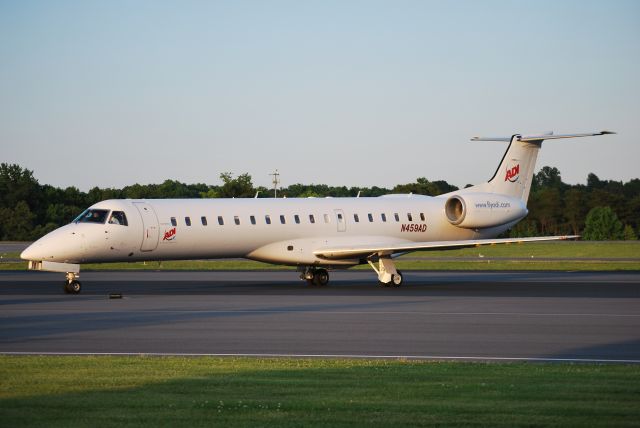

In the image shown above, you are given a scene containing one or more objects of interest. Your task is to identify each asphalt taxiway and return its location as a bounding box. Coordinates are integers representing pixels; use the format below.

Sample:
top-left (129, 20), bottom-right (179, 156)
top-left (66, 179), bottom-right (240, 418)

top-left (1, 270), bottom-right (639, 362)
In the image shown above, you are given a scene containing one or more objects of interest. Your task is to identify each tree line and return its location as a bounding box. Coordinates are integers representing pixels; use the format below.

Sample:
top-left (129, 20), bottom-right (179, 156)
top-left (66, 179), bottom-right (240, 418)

top-left (0, 163), bottom-right (637, 241)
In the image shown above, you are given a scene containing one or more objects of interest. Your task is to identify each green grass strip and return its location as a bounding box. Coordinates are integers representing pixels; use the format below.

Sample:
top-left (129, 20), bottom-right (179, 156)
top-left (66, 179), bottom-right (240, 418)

top-left (0, 356), bottom-right (639, 427)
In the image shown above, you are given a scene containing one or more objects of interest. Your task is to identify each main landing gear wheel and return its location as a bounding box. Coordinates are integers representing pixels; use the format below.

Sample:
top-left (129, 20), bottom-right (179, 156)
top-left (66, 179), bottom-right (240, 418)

top-left (63, 272), bottom-right (81, 294)
top-left (64, 280), bottom-right (82, 294)
top-left (313, 269), bottom-right (329, 286)
top-left (64, 279), bottom-right (82, 294)
top-left (301, 267), bottom-right (330, 286)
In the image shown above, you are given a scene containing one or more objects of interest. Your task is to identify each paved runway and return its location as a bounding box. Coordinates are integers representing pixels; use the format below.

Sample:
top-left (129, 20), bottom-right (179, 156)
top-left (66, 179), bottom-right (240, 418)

top-left (1, 270), bottom-right (639, 362)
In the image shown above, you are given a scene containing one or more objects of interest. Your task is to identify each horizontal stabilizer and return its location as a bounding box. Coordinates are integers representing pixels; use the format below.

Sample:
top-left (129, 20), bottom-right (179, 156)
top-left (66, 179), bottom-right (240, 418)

top-left (314, 235), bottom-right (579, 260)
top-left (471, 130), bottom-right (615, 142)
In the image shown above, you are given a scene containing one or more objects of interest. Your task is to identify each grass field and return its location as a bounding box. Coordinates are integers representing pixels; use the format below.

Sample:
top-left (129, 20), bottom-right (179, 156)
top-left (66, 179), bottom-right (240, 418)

top-left (1, 356), bottom-right (639, 427)
top-left (2, 241), bottom-right (639, 271)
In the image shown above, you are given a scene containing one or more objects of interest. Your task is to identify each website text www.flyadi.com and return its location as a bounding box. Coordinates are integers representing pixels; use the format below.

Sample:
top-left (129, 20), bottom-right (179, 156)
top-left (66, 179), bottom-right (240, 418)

top-left (475, 201), bottom-right (511, 209)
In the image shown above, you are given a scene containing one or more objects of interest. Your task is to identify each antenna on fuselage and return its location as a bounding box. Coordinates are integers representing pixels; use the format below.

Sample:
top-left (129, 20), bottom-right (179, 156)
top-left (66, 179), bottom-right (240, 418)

top-left (269, 169), bottom-right (280, 198)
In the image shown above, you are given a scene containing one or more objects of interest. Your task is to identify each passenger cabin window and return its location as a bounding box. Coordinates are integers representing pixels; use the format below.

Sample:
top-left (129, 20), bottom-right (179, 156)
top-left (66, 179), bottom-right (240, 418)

top-left (218, 216), bottom-right (224, 225)
top-left (309, 214), bottom-right (315, 224)
top-left (354, 214), bottom-right (360, 223)
top-left (381, 213), bottom-right (387, 222)
top-left (265, 215), bottom-right (271, 225)
top-left (201, 216), bottom-right (207, 226)
top-left (420, 213), bottom-right (426, 221)
top-left (108, 211), bottom-right (128, 226)
top-left (280, 215), bottom-right (286, 224)
top-left (250, 215), bottom-right (256, 225)
top-left (294, 215), bottom-right (300, 224)
top-left (170, 217), bottom-right (177, 227)
top-left (324, 214), bottom-right (330, 223)
top-left (394, 213), bottom-right (400, 222)
top-left (368, 213), bottom-right (373, 222)
top-left (407, 213), bottom-right (413, 222)
top-left (75, 209), bottom-right (109, 224)
top-left (234, 216), bottom-right (240, 225)
top-left (185, 217), bottom-right (191, 226)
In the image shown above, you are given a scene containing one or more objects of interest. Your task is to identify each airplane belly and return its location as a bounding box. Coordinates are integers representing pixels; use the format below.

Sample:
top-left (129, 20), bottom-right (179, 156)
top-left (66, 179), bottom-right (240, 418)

top-left (246, 239), bottom-right (358, 266)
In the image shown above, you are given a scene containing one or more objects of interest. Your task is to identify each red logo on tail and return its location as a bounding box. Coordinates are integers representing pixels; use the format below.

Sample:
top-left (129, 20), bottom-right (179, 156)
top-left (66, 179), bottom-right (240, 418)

top-left (505, 164), bottom-right (520, 182)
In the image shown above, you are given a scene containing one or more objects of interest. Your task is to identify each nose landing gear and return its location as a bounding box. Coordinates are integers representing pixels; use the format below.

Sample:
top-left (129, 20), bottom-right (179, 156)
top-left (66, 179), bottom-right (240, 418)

top-left (368, 257), bottom-right (403, 287)
top-left (64, 272), bottom-right (82, 294)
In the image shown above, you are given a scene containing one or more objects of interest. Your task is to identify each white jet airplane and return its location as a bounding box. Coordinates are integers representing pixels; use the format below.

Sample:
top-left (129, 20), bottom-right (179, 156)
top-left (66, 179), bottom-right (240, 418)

top-left (21, 130), bottom-right (614, 293)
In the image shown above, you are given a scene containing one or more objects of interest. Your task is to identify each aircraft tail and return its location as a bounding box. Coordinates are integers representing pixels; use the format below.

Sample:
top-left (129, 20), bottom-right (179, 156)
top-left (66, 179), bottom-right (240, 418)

top-left (467, 131), bottom-right (615, 203)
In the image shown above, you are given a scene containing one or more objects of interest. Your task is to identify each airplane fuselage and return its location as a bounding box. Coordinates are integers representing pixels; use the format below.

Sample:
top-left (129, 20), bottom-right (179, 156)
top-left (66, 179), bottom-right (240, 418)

top-left (24, 195), bottom-right (516, 267)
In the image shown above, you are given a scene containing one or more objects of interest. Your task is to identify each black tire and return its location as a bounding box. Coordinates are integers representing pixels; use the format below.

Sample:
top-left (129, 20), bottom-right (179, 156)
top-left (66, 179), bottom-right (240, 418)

top-left (314, 269), bottom-right (329, 286)
top-left (391, 271), bottom-right (403, 287)
top-left (68, 280), bottom-right (82, 294)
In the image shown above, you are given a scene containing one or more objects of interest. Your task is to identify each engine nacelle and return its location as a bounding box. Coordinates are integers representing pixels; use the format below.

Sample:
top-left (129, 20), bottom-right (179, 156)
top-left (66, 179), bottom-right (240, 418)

top-left (444, 193), bottom-right (528, 229)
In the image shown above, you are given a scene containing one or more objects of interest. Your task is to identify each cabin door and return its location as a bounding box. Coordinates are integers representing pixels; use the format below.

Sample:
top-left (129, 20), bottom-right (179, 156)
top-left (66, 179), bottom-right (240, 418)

top-left (334, 209), bottom-right (346, 232)
top-left (134, 202), bottom-right (160, 251)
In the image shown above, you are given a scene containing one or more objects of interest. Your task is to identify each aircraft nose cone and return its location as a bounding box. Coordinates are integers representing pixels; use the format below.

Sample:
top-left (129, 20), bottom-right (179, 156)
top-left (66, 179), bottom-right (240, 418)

top-left (20, 224), bottom-right (85, 263)
top-left (20, 244), bottom-right (38, 261)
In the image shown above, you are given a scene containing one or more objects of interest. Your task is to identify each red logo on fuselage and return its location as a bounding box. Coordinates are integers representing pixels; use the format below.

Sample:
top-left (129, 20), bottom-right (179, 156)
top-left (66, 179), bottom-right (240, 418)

top-left (505, 164), bottom-right (520, 182)
top-left (163, 227), bottom-right (176, 241)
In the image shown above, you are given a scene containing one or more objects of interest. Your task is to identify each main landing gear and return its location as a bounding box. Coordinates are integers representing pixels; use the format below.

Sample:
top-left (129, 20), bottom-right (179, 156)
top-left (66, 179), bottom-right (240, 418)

top-left (64, 272), bottom-right (82, 294)
top-left (368, 257), bottom-right (403, 287)
top-left (300, 267), bottom-right (330, 286)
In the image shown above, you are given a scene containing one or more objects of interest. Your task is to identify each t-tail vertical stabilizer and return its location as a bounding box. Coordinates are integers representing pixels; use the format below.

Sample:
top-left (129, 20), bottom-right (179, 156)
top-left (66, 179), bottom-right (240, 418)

top-left (466, 131), bottom-right (615, 204)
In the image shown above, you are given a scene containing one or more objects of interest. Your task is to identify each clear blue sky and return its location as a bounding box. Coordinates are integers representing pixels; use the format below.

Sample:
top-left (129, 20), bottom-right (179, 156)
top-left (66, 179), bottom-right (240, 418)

top-left (1, 0), bottom-right (638, 191)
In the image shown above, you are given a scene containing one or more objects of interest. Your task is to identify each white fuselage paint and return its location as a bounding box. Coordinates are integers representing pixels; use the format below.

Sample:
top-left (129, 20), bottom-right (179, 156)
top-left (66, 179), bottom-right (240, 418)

top-left (27, 194), bottom-right (516, 267)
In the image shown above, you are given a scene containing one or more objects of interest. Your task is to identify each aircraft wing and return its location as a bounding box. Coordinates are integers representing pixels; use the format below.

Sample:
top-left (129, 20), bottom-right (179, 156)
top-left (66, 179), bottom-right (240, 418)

top-left (314, 235), bottom-right (579, 260)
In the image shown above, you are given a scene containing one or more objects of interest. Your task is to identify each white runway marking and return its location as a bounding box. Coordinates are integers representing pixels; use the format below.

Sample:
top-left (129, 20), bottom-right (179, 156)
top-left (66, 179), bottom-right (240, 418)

top-left (2, 351), bottom-right (639, 364)
top-left (3, 309), bottom-right (639, 317)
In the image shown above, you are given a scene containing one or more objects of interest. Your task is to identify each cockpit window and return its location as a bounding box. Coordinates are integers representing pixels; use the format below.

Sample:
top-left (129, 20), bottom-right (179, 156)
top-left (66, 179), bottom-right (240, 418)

top-left (108, 211), bottom-right (128, 226)
top-left (74, 209), bottom-right (109, 224)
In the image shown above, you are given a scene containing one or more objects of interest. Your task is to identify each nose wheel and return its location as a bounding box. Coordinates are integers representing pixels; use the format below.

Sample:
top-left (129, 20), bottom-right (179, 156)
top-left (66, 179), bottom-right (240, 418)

top-left (64, 272), bottom-right (82, 294)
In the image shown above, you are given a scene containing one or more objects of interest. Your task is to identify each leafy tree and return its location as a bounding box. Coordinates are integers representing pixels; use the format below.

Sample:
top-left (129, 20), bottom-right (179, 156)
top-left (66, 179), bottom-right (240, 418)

top-left (582, 206), bottom-right (624, 240)
top-left (533, 166), bottom-right (563, 190)
top-left (587, 173), bottom-right (604, 189)
top-left (431, 180), bottom-right (459, 195)
top-left (46, 203), bottom-right (82, 225)
top-left (0, 164), bottom-right (41, 216)
top-left (508, 219), bottom-right (539, 238)
top-left (392, 178), bottom-right (439, 196)
top-left (0, 201), bottom-right (35, 240)
top-left (563, 187), bottom-right (587, 235)
top-left (157, 179), bottom-right (196, 198)
top-left (217, 173), bottom-right (255, 198)
top-left (86, 186), bottom-right (124, 205)
top-left (623, 225), bottom-right (637, 241)
top-left (530, 188), bottom-right (562, 234)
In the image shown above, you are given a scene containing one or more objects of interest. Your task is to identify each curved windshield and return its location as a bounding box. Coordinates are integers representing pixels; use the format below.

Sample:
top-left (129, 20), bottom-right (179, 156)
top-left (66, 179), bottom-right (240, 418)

top-left (74, 209), bottom-right (109, 224)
